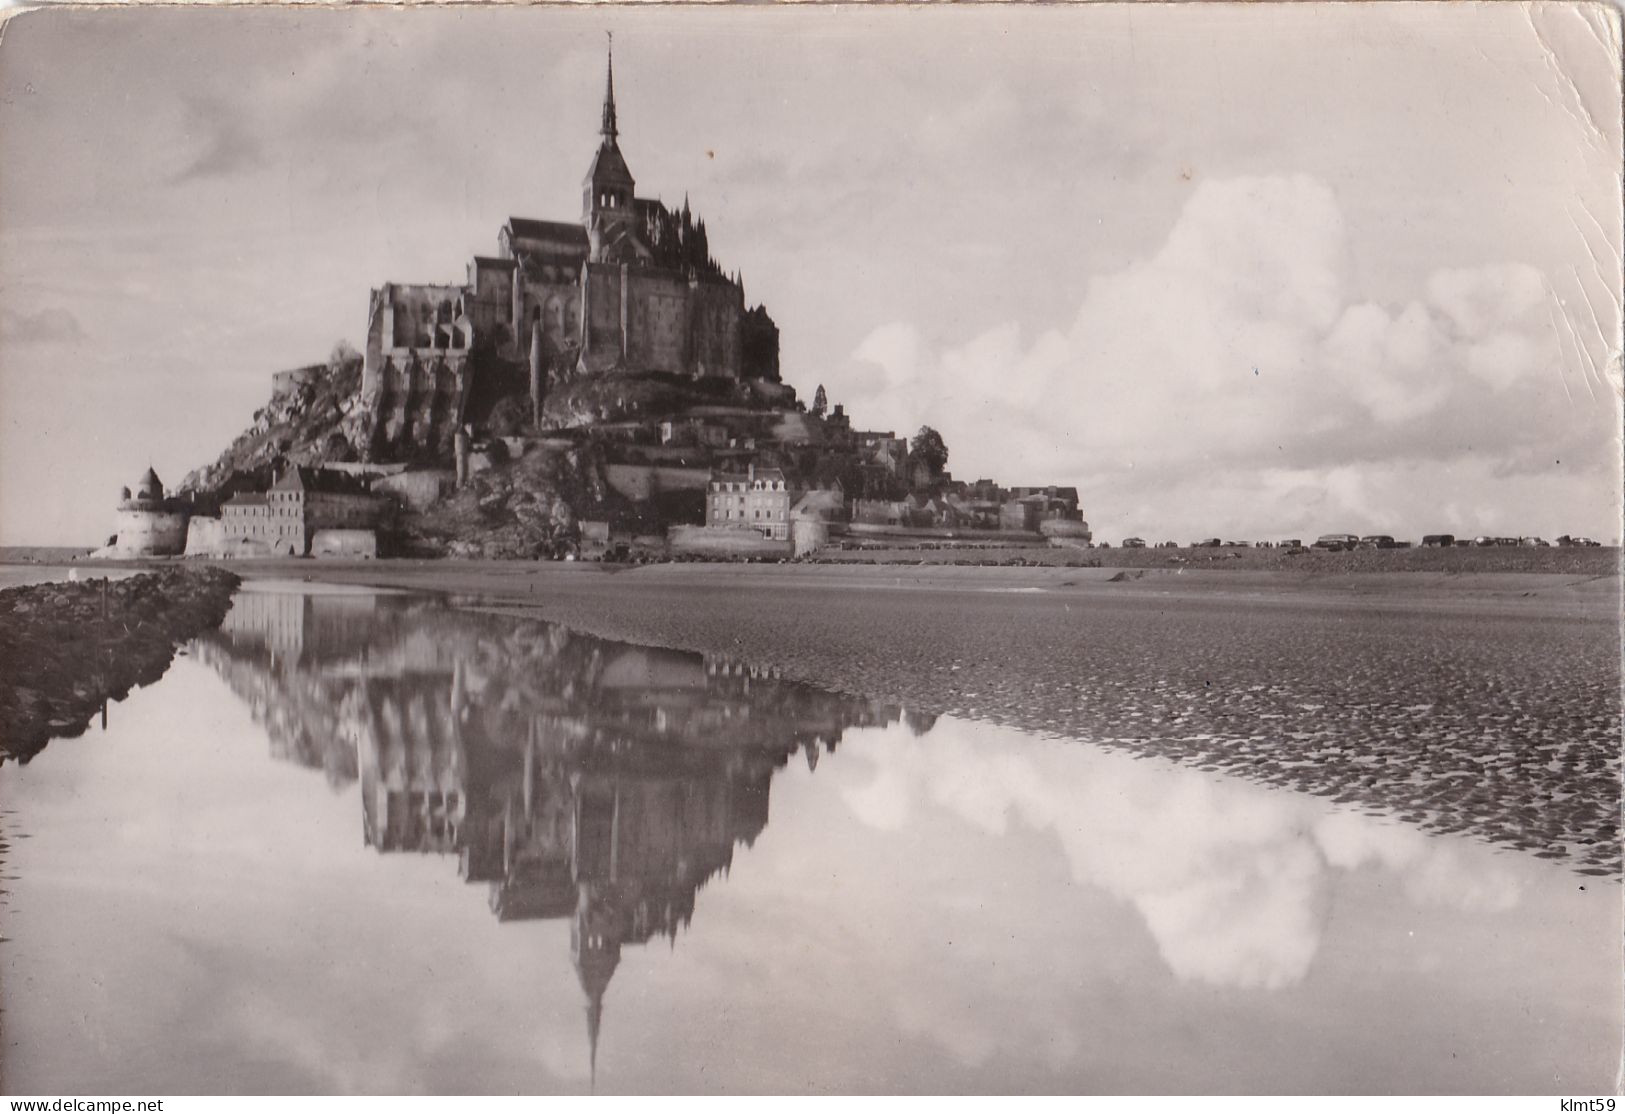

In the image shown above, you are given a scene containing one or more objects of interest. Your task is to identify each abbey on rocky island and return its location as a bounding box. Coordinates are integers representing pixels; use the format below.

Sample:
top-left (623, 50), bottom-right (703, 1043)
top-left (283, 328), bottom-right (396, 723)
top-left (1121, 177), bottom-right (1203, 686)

top-left (361, 49), bottom-right (780, 456)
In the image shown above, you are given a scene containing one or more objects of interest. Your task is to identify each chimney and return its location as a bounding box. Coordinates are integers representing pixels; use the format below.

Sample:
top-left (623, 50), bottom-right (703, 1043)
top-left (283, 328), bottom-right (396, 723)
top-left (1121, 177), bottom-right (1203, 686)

top-left (748, 463), bottom-right (756, 483)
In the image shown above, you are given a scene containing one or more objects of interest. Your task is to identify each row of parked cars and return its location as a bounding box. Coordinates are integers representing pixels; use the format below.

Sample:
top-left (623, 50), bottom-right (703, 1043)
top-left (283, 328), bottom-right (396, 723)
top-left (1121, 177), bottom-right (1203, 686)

top-left (1307, 533), bottom-right (1602, 551)
top-left (1109, 534), bottom-right (1603, 551)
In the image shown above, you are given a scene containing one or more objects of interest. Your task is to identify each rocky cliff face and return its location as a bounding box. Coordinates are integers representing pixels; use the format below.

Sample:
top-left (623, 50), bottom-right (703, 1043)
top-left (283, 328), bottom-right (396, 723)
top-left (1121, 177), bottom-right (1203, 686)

top-left (181, 354), bottom-right (367, 497)
top-left (399, 443), bottom-right (629, 560)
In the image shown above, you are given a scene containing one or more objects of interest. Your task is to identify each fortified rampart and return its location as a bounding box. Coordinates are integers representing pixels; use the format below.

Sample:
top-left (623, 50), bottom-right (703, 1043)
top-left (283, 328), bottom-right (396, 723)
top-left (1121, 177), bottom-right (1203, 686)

top-left (98, 467), bottom-right (191, 557)
top-left (112, 508), bottom-right (188, 556)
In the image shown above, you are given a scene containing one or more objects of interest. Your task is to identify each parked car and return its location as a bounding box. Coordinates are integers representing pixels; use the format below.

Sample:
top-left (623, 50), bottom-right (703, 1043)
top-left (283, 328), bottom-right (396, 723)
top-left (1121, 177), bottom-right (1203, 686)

top-left (1421, 534), bottom-right (1455, 548)
top-left (1192, 538), bottom-right (1222, 548)
top-left (1359, 535), bottom-right (1399, 549)
top-left (1519, 536), bottom-right (1549, 547)
top-left (1283, 545), bottom-right (1310, 556)
top-left (1122, 537), bottom-right (1147, 548)
top-left (1574, 537), bottom-right (1601, 547)
top-left (1157, 541), bottom-right (1179, 549)
top-left (1279, 538), bottom-right (1303, 549)
top-left (1473, 535), bottom-right (1497, 547)
top-left (1313, 534), bottom-right (1359, 551)
top-left (1224, 540), bottom-right (1250, 548)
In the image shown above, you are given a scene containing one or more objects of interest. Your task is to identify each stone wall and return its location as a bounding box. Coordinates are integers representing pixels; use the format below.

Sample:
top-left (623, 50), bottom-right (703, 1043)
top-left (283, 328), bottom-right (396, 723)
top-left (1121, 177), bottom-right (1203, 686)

top-left (668, 525), bottom-right (791, 560)
top-left (686, 278), bottom-right (743, 379)
top-left (184, 516), bottom-right (224, 557)
top-left (362, 283), bottom-right (474, 401)
top-left (311, 529), bottom-right (379, 559)
top-left (516, 278), bottom-right (582, 374)
top-left (604, 463), bottom-right (710, 502)
top-left (1040, 518), bottom-right (1093, 544)
top-left (366, 350), bottom-right (470, 459)
top-left (112, 509), bottom-right (189, 556)
top-left (791, 516), bottom-right (828, 557)
top-left (374, 470), bottom-right (456, 511)
top-left (581, 263), bottom-right (742, 378)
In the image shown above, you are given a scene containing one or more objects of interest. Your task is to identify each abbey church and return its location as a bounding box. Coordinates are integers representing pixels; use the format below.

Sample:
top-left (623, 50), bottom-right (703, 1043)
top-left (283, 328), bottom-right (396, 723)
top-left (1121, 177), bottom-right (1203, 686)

top-left (362, 50), bottom-right (781, 455)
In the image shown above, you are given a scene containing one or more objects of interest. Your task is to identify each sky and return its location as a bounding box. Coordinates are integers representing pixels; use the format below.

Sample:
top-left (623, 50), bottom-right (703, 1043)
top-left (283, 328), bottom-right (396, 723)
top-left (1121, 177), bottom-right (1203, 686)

top-left (0, 3), bottom-right (1619, 545)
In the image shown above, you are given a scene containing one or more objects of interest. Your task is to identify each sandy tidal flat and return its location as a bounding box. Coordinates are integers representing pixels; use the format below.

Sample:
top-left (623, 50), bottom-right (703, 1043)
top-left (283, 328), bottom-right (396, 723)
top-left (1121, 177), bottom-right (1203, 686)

top-left (188, 561), bottom-right (1625, 877)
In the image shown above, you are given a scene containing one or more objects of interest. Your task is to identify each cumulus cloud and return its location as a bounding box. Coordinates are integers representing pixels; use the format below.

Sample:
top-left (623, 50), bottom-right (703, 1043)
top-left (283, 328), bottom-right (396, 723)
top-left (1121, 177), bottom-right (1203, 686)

top-left (840, 175), bottom-right (1617, 540)
top-left (0, 306), bottom-right (84, 344)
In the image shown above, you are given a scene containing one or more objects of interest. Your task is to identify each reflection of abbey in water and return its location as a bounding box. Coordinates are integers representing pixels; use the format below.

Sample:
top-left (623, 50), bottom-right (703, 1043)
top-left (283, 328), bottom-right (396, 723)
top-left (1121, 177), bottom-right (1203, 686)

top-left (193, 590), bottom-right (908, 1080)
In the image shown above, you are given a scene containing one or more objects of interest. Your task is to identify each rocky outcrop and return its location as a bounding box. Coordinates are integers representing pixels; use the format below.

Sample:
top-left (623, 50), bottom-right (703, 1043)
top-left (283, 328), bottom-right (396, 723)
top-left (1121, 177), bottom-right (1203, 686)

top-left (400, 443), bottom-right (629, 560)
top-left (180, 353), bottom-right (365, 498)
top-left (0, 568), bottom-right (241, 764)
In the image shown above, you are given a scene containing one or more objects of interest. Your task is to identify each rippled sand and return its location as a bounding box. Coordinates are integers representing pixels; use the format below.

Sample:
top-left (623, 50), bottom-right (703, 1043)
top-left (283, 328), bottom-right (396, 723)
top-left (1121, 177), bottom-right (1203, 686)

top-left (235, 561), bottom-right (1624, 877)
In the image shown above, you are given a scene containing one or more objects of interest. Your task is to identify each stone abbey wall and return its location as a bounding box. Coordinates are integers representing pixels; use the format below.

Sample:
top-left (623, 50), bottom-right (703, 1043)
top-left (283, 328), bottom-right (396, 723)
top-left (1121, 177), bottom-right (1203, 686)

top-left (351, 63), bottom-right (779, 462)
top-left (581, 263), bottom-right (743, 377)
top-left (367, 350), bottom-right (470, 457)
top-left (516, 278), bottom-right (582, 376)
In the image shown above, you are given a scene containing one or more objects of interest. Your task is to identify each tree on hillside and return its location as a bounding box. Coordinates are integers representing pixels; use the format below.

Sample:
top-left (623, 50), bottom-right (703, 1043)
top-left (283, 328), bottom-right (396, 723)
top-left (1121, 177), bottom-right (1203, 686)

top-left (329, 339), bottom-right (362, 372)
top-left (910, 425), bottom-right (949, 479)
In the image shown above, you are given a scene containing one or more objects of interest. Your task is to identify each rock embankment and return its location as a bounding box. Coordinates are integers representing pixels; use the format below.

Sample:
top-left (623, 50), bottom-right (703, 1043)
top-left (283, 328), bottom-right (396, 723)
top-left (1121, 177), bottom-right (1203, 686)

top-left (0, 567), bottom-right (241, 763)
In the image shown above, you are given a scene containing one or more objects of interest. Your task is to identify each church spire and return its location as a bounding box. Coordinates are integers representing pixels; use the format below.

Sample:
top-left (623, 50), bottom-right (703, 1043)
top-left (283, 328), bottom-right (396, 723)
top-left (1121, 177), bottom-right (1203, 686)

top-left (600, 34), bottom-right (618, 146)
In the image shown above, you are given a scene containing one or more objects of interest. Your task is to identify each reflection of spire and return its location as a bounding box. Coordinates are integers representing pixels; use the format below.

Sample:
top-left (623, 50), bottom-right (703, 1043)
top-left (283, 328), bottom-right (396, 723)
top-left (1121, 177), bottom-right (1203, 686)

top-left (573, 898), bottom-right (620, 1095)
top-left (586, 982), bottom-right (602, 1093)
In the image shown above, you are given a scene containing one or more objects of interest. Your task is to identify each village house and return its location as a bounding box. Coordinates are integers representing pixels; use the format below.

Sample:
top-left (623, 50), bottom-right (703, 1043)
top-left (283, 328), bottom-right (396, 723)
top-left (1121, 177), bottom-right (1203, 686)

top-left (1007, 485), bottom-right (1084, 521)
top-left (850, 499), bottom-right (908, 527)
top-left (706, 465), bottom-right (795, 541)
top-left (853, 431), bottom-right (909, 477)
top-left (220, 467), bottom-right (386, 557)
top-left (945, 493), bottom-right (1001, 529)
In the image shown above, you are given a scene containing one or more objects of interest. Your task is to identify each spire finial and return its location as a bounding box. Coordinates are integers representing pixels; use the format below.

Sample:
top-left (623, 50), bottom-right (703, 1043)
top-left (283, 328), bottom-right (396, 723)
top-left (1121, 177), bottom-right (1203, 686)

top-left (601, 33), bottom-right (618, 145)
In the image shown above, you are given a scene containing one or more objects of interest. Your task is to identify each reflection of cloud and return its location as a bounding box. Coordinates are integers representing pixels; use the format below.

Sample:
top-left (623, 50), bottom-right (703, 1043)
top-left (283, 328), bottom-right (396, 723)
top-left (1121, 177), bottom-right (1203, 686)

top-left (842, 718), bottom-right (1525, 992)
top-left (0, 306), bottom-right (84, 344)
top-left (1313, 810), bottom-right (1521, 913)
top-left (1137, 841), bottom-right (1323, 989)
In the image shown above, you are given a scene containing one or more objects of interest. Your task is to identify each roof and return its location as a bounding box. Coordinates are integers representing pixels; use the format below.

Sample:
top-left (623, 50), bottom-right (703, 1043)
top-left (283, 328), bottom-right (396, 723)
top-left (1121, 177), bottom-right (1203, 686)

top-left (471, 255), bottom-right (516, 270)
top-left (1009, 485), bottom-right (1080, 503)
top-left (505, 218), bottom-right (590, 247)
top-left (223, 493), bottom-right (267, 507)
top-left (271, 466), bottom-right (374, 497)
top-left (594, 220), bottom-right (653, 263)
top-left (584, 141), bottom-right (635, 188)
top-left (753, 468), bottom-right (787, 484)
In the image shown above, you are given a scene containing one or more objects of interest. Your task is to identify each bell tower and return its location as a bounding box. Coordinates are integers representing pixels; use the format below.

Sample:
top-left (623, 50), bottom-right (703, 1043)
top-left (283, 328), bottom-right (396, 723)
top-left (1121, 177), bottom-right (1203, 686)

top-left (583, 39), bottom-right (636, 237)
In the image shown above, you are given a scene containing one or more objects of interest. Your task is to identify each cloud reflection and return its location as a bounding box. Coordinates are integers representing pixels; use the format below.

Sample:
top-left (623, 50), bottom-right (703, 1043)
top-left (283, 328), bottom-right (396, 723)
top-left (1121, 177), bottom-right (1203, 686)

top-left (841, 718), bottom-right (1526, 990)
